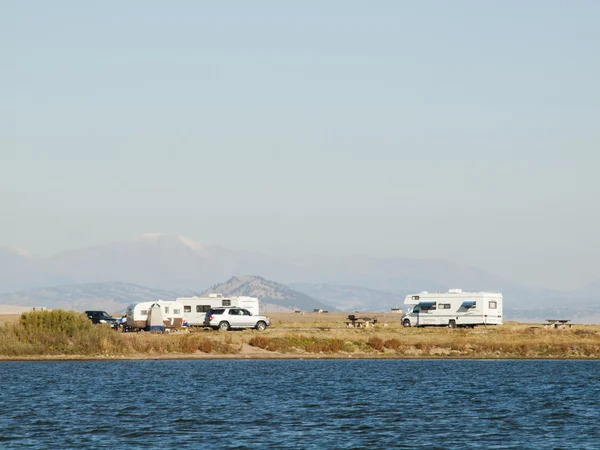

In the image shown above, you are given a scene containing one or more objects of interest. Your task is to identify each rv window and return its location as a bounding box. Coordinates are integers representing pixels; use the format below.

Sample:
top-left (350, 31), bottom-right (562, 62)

top-left (439, 304), bottom-right (451, 309)
top-left (412, 295), bottom-right (420, 300)
top-left (489, 301), bottom-right (497, 309)
top-left (184, 306), bottom-right (191, 313)
top-left (196, 305), bottom-right (210, 313)
top-left (141, 310), bottom-right (148, 316)
top-left (173, 309), bottom-right (180, 315)
top-left (165, 307), bottom-right (170, 314)
top-left (222, 299), bottom-right (231, 306)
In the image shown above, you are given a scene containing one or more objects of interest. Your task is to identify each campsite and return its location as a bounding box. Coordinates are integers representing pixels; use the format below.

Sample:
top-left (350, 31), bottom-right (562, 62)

top-left (0, 310), bottom-right (598, 360)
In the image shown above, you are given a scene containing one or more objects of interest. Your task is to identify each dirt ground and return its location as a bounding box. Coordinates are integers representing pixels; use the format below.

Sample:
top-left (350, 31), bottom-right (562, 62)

top-left (0, 314), bottom-right (20, 325)
top-left (268, 311), bottom-right (402, 325)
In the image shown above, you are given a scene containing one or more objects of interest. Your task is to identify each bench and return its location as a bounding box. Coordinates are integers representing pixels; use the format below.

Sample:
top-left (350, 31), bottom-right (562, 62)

top-left (346, 315), bottom-right (378, 328)
top-left (545, 319), bottom-right (572, 329)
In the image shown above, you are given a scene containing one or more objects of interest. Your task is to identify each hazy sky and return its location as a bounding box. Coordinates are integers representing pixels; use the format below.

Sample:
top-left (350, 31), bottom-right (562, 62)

top-left (2, 1), bottom-right (599, 290)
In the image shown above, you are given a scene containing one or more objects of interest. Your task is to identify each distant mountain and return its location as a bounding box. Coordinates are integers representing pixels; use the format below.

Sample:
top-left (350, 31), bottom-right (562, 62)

top-left (0, 234), bottom-right (519, 293)
top-left (42, 234), bottom-right (290, 290)
top-left (0, 277), bottom-right (335, 315)
top-left (572, 280), bottom-right (600, 299)
top-left (0, 246), bottom-right (37, 292)
top-left (0, 282), bottom-right (197, 314)
top-left (202, 275), bottom-right (335, 312)
top-left (1, 234), bottom-right (599, 322)
top-left (0, 235), bottom-right (301, 292)
top-left (289, 283), bottom-right (405, 312)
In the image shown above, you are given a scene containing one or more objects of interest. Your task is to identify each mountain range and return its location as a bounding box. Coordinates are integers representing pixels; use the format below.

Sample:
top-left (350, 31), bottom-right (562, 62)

top-left (0, 277), bottom-right (330, 314)
top-left (1, 234), bottom-right (599, 321)
top-left (0, 234), bottom-right (519, 292)
top-left (201, 275), bottom-right (334, 312)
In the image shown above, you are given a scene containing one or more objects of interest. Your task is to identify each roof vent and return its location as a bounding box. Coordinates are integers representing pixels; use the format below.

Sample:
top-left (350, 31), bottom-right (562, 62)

top-left (448, 289), bottom-right (462, 293)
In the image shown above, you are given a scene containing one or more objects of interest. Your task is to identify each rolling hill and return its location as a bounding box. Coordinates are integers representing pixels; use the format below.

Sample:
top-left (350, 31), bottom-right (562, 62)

top-left (202, 275), bottom-right (335, 312)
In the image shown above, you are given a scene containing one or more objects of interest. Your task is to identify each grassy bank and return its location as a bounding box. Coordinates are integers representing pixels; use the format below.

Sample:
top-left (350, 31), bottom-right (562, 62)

top-left (0, 310), bottom-right (599, 359)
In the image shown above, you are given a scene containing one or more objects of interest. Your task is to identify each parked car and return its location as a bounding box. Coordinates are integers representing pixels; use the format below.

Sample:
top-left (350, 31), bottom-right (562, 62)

top-left (85, 310), bottom-right (119, 329)
top-left (204, 307), bottom-right (270, 331)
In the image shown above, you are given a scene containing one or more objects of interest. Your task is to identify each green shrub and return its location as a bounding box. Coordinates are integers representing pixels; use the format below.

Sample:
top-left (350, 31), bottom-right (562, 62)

top-left (19, 310), bottom-right (91, 337)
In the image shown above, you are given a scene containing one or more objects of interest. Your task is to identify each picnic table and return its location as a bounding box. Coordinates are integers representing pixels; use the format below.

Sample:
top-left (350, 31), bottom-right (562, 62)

top-left (545, 319), bottom-right (572, 329)
top-left (345, 315), bottom-right (378, 328)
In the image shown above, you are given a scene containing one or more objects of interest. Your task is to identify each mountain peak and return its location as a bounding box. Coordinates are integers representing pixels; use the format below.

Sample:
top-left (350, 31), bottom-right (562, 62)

top-left (0, 246), bottom-right (30, 257)
top-left (132, 233), bottom-right (205, 252)
top-left (202, 275), bottom-right (335, 312)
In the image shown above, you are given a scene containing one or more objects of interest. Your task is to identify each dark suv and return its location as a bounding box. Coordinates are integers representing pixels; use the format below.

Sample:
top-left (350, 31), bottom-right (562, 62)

top-left (85, 310), bottom-right (119, 329)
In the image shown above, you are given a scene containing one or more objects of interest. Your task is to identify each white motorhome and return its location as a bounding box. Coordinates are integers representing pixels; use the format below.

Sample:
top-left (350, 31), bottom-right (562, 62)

top-left (177, 293), bottom-right (260, 326)
top-left (401, 289), bottom-right (503, 328)
top-left (125, 300), bottom-right (185, 331)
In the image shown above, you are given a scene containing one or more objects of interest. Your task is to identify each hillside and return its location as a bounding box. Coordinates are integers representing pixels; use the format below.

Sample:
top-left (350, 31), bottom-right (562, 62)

top-left (202, 275), bottom-right (336, 312)
top-left (0, 282), bottom-right (198, 314)
top-left (289, 283), bottom-right (405, 312)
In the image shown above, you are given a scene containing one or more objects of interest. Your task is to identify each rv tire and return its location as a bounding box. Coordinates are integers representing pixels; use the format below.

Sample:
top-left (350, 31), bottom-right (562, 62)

top-left (402, 319), bottom-right (411, 328)
top-left (219, 321), bottom-right (230, 331)
top-left (255, 321), bottom-right (267, 331)
top-left (448, 320), bottom-right (457, 329)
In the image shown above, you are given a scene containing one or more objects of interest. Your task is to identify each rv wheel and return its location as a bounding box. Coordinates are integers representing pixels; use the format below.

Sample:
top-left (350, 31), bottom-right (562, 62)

top-left (402, 319), bottom-right (411, 328)
top-left (448, 320), bottom-right (457, 329)
top-left (219, 321), bottom-right (230, 331)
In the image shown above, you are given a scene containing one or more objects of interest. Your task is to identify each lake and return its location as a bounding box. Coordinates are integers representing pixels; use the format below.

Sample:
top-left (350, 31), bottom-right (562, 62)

top-left (0, 360), bottom-right (598, 449)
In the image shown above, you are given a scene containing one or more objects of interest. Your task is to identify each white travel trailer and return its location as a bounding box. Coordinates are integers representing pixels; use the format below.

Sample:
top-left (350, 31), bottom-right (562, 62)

top-left (177, 293), bottom-right (260, 326)
top-left (125, 300), bottom-right (185, 331)
top-left (401, 289), bottom-right (503, 328)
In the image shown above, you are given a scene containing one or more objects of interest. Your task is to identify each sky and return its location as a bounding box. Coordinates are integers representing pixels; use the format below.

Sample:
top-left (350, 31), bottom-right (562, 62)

top-left (2, 1), bottom-right (599, 290)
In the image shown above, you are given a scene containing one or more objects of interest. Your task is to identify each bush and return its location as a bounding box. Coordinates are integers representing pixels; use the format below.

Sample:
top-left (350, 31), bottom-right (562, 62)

top-left (19, 310), bottom-right (92, 337)
top-left (383, 339), bottom-right (401, 350)
top-left (368, 337), bottom-right (384, 351)
top-left (249, 336), bottom-right (271, 349)
top-left (198, 338), bottom-right (213, 353)
top-left (305, 338), bottom-right (344, 353)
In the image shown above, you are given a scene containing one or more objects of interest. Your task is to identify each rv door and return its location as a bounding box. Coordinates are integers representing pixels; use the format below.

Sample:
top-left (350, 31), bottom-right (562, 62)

top-left (412, 306), bottom-right (421, 326)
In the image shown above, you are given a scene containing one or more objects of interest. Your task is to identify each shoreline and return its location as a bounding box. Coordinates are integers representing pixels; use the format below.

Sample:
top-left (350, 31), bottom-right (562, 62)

top-left (2, 353), bottom-right (599, 362)
top-left (2, 313), bottom-right (599, 360)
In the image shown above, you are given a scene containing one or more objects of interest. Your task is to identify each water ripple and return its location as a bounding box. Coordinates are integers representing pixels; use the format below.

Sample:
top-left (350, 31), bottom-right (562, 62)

top-left (0, 360), bottom-right (599, 449)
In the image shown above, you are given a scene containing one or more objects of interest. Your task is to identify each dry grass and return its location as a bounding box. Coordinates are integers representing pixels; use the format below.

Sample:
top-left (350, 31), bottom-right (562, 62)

top-left (0, 314), bottom-right (20, 325)
top-left (368, 336), bottom-right (384, 351)
top-left (257, 316), bottom-right (600, 358)
top-left (1, 311), bottom-right (599, 359)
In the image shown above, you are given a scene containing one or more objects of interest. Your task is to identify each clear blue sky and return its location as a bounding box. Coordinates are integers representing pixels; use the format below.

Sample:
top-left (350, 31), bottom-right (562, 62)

top-left (2, 1), bottom-right (599, 289)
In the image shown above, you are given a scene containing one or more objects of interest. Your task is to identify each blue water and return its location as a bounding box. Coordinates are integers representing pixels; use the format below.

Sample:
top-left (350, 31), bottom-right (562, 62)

top-left (0, 360), bottom-right (598, 449)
